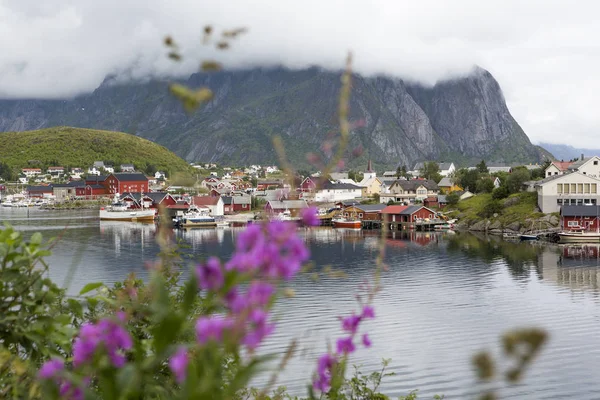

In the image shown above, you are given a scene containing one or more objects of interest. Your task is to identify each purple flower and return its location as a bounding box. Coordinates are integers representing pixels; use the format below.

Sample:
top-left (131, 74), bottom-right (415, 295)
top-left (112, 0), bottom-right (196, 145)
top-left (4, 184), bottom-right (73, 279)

top-left (313, 353), bottom-right (336, 392)
top-left (362, 333), bottom-right (372, 348)
top-left (59, 380), bottom-right (84, 400)
top-left (39, 358), bottom-right (64, 379)
top-left (336, 337), bottom-right (355, 354)
top-left (362, 305), bottom-right (375, 319)
top-left (169, 347), bottom-right (189, 384)
top-left (196, 315), bottom-right (233, 344)
top-left (301, 206), bottom-right (320, 227)
top-left (341, 314), bottom-right (361, 334)
top-left (72, 316), bottom-right (132, 368)
top-left (242, 309), bottom-right (275, 350)
top-left (247, 282), bottom-right (275, 308)
top-left (226, 222), bottom-right (310, 281)
top-left (196, 257), bottom-right (224, 291)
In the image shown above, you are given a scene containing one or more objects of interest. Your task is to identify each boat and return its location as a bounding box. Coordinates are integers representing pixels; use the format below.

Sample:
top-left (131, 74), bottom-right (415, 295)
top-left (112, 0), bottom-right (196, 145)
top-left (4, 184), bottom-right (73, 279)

top-left (332, 217), bottom-right (362, 229)
top-left (275, 209), bottom-right (292, 221)
top-left (99, 196), bottom-right (156, 222)
top-left (519, 234), bottom-right (539, 241)
top-left (173, 205), bottom-right (217, 228)
top-left (434, 223), bottom-right (454, 230)
top-left (1, 200), bottom-right (12, 207)
top-left (558, 230), bottom-right (600, 243)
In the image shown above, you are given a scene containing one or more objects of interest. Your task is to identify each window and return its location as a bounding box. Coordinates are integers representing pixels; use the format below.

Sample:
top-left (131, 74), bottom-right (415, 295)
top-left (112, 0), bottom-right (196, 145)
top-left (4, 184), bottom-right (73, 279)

top-left (595, 161), bottom-right (598, 165)
top-left (359, 213), bottom-right (363, 218)
top-left (593, 184), bottom-right (598, 194)
top-left (242, 204), bottom-right (247, 208)
top-left (577, 199), bottom-right (583, 205)
top-left (578, 183), bottom-right (584, 193)
top-left (585, 199), bottom-right (591, 204)
top-left (584, 172), bottom-right (587, 175)
top-left (547, 172), bottom-right (551, 177)
top-left (585, 183), bottom-right (590, 193)
top-left (557, 199), bottom-right (563, 205)
top-left (571, 183), bottom-right (577, 193)
top-left (557, 184), bottom-right (563, 194)
top-left (568, 221), bottom-right (580, 227)
top-left (563, 184), bottom-right (569, 194)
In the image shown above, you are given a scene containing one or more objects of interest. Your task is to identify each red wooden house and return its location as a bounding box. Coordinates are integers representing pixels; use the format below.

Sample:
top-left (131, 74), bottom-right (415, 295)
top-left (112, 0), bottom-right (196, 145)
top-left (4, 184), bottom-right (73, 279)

top-left (26, 185), bottom-right (53, 198)
top-left (120, 192), bottom-right (177, 209)
top-left (381, 205), bottom-right (437, 223)
top-left (257, 180), bottom-right (283, 191)
top-left (104, 173), bottom-right (149, 194)
top-left (300, 177), bottom-right (317, 193)
top-left (560, 205), bottom-right (600, 231)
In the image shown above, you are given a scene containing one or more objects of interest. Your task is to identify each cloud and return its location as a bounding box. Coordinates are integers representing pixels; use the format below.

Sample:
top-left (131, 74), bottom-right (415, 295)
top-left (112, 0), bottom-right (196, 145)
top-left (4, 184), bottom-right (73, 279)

top-left (0, 0), bottom-right (599, 146)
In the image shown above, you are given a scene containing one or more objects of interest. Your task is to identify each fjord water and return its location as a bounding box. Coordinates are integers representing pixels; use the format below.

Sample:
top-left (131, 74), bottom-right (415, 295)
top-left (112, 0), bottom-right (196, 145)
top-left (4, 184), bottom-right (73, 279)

top-left (3, 208), bottom-right (600, 399)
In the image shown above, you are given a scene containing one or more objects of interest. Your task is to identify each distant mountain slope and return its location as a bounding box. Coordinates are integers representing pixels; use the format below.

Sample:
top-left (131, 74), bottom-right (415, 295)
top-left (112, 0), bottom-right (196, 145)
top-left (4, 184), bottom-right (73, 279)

top-left (0, 127), bottom-right (191, 176)
top-left (0, 67), bottom-right (543, 169)
top-left (538, 142), bottom-right (600, 161)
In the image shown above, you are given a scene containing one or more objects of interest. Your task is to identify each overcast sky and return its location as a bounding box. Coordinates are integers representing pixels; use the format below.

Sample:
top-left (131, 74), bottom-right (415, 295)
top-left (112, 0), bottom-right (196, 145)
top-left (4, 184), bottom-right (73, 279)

top-left (1, 0), bottom-right (598, 146)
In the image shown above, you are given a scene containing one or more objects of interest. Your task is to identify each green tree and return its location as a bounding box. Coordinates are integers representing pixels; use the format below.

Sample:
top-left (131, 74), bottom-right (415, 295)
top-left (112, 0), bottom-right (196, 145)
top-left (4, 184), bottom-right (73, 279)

top-left (507, 167), bottom-right (531, 193)
top-left (0, 161), bottom-right (13, 181)
top-left (419, 162), bottom-right (442, 182)
top-left (396, 165), bottom-right (409, 179)
top-left (476, 160), bottom-right (489, 174)
top-left (456, 169), bottom-right (480, 192)
top-left (492, 185), bottom-right (510, 200)
top-left (446, 192), bottom-right (460, 206)
top-left (476, 178), bottom-right (495, 194)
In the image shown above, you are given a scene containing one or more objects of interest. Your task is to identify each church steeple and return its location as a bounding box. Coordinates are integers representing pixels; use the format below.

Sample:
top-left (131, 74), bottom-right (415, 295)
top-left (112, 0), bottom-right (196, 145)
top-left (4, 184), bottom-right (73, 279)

top-left (367, 159), bottom-right (373, 173)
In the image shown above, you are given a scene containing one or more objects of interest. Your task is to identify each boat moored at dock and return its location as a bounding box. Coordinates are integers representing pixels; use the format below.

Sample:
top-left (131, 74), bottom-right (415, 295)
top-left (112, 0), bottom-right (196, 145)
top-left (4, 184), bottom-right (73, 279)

top-left (99, 194), bottom-right (156, 222)
top-left (558, 230), bottom-right (600, 243)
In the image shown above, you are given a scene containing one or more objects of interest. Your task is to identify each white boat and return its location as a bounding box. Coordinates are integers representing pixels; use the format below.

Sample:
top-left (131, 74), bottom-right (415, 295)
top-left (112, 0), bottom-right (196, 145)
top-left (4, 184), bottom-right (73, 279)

top-left (275, 209), bottom-right (292, 221)
top-left (99, 195), bottom-right (156, 222)
top-left (1, 200), bottom-right (12, 207)
top-left (173, 205), bottom-right (216, 228)
top-left (558, 230), bottom-right (600, 243)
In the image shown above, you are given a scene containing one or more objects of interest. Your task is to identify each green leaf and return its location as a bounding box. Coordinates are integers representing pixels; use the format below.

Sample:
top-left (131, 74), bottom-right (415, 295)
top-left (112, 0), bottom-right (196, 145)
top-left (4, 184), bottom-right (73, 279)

top-left (67, 298), bottom-right (83, 318)
top-left (182, 273), bottom-right (198, 314)
top-left (30, 232), bottom-right (42, 245)
top-left (79, 282), bottom-right (104, 295)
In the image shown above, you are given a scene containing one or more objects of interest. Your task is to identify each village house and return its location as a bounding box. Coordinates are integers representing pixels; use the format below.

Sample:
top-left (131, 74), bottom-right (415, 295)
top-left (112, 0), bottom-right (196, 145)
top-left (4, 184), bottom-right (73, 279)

top-left (357, 160), bottom-right (382, 196)
top-left (104, 165), bottom-right (115, 174)
top-left (154, 171), bottom-right (167, 180)
top-left (341, 204), bottom-right (387, 221)
top-left (382, 171), bottom-right (397, 178)
top-left (379, 179), bottom-right (439, 204)
top-left (256, 180), bottom-right (284, 191)
top-left (120, 164), bottom-right (135, 172)
top-left (103, 173), bottom-right (149, 194)
top-left (52, 183), bottom-right (78, 202)
top-left (26, 185), bottom-right (53, 198)
top-left (535, 171), bottom-right (600, 213)
top-left (87, 166), bottom-right (101, 176)
top-left (437, 177), bottom-right (461, 193)
top-left (411, 162), bottom-right (456, 177)
top-left (191, 195), bottom-right (224, 216)
top-left (222, 192), bottom-right (252, 214)
top-left (47, 166), bottom-right (65, 177)
top-left (437, 195), bottom-right (448, 208)
top-left (423, 197), bottom-right (439, 209)
top-left (264, 200), bottom-right (308, 217)
top-left (71, 168), bottom-right (84, 180)
top-left (545, 161), bottom-right (573, 177)
top-left (329, 172), bottom-right (349, 181)
top-left (314, 181), bottom-right (363, 202)
top-left (487, 165), bottom-right (512, 174)
top-left (381, 205), bottom-right (438, 224)
top-left (22, 168), bottom-right (42, 177)
top-left (566, 155), bottom-right (600, 178)
top-left (264, 166), bottom-right (279, 174)
top-left (120, 192), bottom-right (177, 209)
top-left (560, 204), bottom-right (600, 232)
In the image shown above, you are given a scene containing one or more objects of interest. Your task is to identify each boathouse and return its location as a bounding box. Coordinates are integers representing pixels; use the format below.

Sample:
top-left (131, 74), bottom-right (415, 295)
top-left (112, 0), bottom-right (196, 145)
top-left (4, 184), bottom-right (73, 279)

top-left (381, 205), bottom-right (438, 230)
top-left (264, 200), bottom-right (307, 217)
top-left (342, 204), bottom-right (387, 221)
top-left (560, 205), bottom-right (600, 231)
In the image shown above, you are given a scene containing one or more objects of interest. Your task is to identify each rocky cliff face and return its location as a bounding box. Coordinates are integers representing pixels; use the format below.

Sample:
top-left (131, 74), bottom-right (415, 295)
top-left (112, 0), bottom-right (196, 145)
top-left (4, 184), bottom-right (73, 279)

top-left (0, 66), bottom-right (542, 168)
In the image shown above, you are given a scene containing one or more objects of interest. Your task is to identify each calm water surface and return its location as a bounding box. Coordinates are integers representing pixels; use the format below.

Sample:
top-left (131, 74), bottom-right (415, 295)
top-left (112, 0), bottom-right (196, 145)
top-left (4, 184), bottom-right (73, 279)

top-left (3, 208), bottom-right (600, 399)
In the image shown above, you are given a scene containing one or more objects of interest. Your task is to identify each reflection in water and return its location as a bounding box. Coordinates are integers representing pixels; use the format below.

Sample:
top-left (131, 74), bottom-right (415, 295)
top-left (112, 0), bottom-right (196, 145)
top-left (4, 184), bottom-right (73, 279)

top-left (5, 209), bottom-right (600, 398)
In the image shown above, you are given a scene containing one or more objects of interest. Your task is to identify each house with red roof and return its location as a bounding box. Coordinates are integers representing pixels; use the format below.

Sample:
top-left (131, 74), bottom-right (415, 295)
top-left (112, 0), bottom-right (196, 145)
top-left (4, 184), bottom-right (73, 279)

top-left (545, 161), bottom-right (574, 177)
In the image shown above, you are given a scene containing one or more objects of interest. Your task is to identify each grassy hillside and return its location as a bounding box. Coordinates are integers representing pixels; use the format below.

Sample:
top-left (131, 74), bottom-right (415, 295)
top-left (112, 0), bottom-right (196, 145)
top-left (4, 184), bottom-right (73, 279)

top-left (450, 192), bottom-right (544, 225)
top-left (0, 126), bottom-right (192, 177)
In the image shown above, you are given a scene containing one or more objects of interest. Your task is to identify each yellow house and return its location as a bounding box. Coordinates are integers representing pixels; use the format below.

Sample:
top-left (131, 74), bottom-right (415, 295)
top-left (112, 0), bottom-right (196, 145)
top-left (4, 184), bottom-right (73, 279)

top-left (438, 177), bottom-right (462, 193)
top-left (359, 176), bottom-right (382, 196)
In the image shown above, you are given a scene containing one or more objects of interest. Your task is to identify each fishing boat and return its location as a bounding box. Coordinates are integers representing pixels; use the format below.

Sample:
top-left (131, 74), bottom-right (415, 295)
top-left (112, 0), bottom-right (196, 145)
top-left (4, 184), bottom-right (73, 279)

top-left (1, 200), bottom-right (12, 207)
top-left (99, 196), bottom-right (156, 222)
top-left (558, 230), bottom-right (600, 243)
top-left (332, 217), bottom-right (362, 229)
top-left (173, 205), bottom-right (216, 228)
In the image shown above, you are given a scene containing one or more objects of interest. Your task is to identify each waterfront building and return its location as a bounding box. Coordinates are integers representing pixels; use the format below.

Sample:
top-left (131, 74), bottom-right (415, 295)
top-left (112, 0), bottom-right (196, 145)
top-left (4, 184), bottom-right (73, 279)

top-left (535, 171), bottom-right (600, 213)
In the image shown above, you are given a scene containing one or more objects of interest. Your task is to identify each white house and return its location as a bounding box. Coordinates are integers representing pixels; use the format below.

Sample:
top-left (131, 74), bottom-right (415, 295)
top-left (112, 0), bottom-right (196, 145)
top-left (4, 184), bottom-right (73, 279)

top-left (544, 161), bottom-right (574, 177)
top-left (155, 171), bottom-right (167, 180)
top-left (535, 171), bottom-right (600, 213)
top-left (567, 155), bottom-right (600, 178)
top-left (104, 165), bottom-right (115, 174)
top-left (265, 166), bottom-right (279, 174)
top-left (22, 168), bottom-right (42, 177)
top-left (121, 164), bottom-right (135, 172)
top-left (438, 162), bottom-right (456, 177)
top-left (362, 160), bottom-right (377, 181)
top-left (191, 195), bottom-right (224, 216)
top-left (87, 166), bottom-right (101, 176)
top-left (314, 181), bottom-right (362, 202)
top-left (379, 179), bottom-right (440, 204)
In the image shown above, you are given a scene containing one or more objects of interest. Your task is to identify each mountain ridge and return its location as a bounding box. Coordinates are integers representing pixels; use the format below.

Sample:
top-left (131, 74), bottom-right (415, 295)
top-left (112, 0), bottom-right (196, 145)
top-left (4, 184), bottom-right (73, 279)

top-left (0, 66), bottom-right (544, 169)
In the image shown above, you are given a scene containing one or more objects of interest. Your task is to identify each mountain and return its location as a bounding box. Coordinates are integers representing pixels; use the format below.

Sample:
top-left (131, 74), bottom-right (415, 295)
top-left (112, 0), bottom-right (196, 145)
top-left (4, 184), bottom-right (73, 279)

top-left (0, 127), bottom-right (192, 177)
top-left (0, 66), bottom-right (543, 169)
top-left (538, 142), bottom-right (599, 162)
